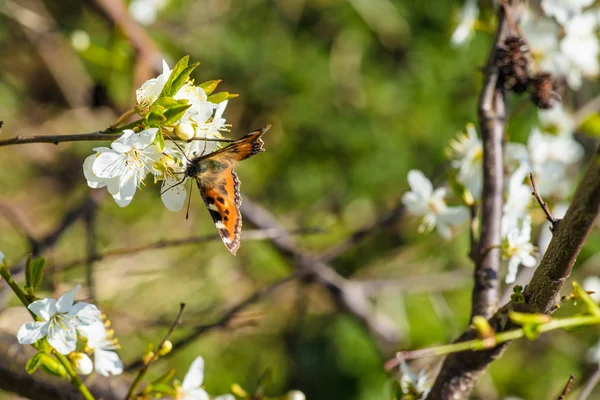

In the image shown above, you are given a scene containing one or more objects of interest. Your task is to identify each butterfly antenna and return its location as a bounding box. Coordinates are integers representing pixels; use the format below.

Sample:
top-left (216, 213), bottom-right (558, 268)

top-left (162, 129), bottom-right (194, 164)
top-left (185, 178), bottom-right (194, 220)
top-left (160, 178), bottom-right (186, 196)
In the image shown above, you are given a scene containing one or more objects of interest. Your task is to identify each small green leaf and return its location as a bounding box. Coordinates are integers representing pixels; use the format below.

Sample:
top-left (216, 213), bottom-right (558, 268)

top-left (579, 113), bottom-right (600, 137)
top-left (25, 255), bottom-right (34, 293)
top-left (25, 256), bottom-right (45, 295)
top-left (146, 111), bottom-right (167, 124)
top-left (573, 282), bottom-right (600, 317)
top-left (160, 56), bottom-right (190, 98)
top-left (31, 258), bottom-right (45, 291)
top-left (207, 92), bottom-right (238, 104)
top-left (39, 354), bottom-right (69, 379)
top-left (170, 63), bottom-right (200, 97)
top-left (154, 130), bottom-right (165, 152)
top-left (199, 79), bottom-right (221, 95)
top-left (163, 104), bottom-right (192, 126)
top-left (25, 353), bottom-right (44, 374)
top-left (150, 368), bottom-right (175, 386)
top-left (145, 382), bottom-right (175, 395)
top-left (152, 97), bottom-right (180, 108)
top-left (522, 323), bottom-right (541, 340)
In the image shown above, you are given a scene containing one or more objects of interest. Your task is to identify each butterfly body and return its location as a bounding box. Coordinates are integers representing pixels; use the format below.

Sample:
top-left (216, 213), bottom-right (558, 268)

top-left (186, 125), bottom-right (269, 255)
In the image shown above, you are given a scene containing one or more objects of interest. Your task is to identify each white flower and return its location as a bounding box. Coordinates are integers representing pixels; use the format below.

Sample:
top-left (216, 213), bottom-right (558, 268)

top-left (501, 165), bottom-right (532, 237)
top-left (538, 104), bottom-right (575, 136)
top-left (447, 123), bottom-right (483, 199)
top-left (402, 170), bottom-right (469, 239)
top-left (583, 276), bottom-right (600, 303)
top-left (559, 12), bottom-right (600, 86)
top-left (214, 396), bottom-right (236, 400)
top-left (177, 356), bottom-right (209, 400)
top-left (541, 0), bottom-right (595, 24)
top-left (136, 60), bottom-right (172, 112)
top-left (0, 251), bottom-right (4, 265)
top-left (70, 352), bottom-right (93, 375)
top-left (79, 320), bottom-right (123, 376)
top-left (399, 361), bottom-right (431, 398)
top-left (17, 285), bottom-right (100, 354)
top-left (451, 0), bottom-right (479, 46)
top-left (503, 216), bottom-right (537, 283)
top-left (87, 129), bottom-right (162, 207)
top-left (286, 391), bottom-right (307, 400)
top-left (128, 0), bottom-right (169, 25)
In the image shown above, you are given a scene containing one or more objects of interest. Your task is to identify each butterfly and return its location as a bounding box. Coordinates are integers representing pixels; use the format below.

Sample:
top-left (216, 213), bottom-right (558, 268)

top-left (185, 125), bottom-right (270, 255)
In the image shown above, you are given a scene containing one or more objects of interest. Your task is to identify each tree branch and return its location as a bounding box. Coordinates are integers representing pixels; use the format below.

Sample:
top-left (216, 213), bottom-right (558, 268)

top-left (426, 143), bottom-right (600, 399)
top-left (470, 1), bottom-right (510, 320)
top-left (240, 197), bottom-right (402, 353)
top-left (0, 131), bottom-right (235, 148)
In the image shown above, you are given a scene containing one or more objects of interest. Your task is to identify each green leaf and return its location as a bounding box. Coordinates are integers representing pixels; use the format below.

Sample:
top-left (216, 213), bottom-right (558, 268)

top-left (573, 282), bottom-right (600, 317)
top-left (199, 79), bottom-right (221, 95)
top-left (39, 354), bottom-right (69, 379)
top-left (163, 104), bottom-right (192, 125)
top-left (25, 256), bottom-right (45, 295)
top-left (145, 382), bottom-right (175, 395)
top-left (522, 324), bottom-right (541, 340)
top-left (152, 97), bottom-right (180, 108)
top-left (146, 111), bottom-right (167, 124)
top-left (27, 353), bottom-right (68, 378)
top-left (207, 92), bottom-right (239, 104)
top-left (150, 368), bottom-right (175, 386)
top-left (25, 353), bottom-right (43, 374)
top-left (154, 130), bottom-right (165, 152)
top-left (159, 56), bottom-right (190, 98)
top-left (170, 63), bottom-right (200, 97)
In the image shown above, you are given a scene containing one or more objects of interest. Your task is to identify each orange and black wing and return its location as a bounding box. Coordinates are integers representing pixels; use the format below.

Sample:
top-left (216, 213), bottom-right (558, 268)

top-left (197, 167), bottom-right (242, 255)
top-left (198, 125), bottom-right (270, 166)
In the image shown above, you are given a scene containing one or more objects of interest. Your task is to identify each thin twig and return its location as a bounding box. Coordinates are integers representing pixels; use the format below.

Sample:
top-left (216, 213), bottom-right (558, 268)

top-left (558, 374), bottom-right (575, 400)
top-left (0, 131), bottom-right (234, 148)
top-left (125, 303), bottom-right (186, 400)
top-left (530, 172), bottom-right (559, 229)
top-left (577, 367), bottom-right (600, 400)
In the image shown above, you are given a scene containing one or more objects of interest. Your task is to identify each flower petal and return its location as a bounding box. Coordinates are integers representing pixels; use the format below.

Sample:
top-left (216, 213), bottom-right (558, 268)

top-left (93, 152), bottom-right (124, 179)
top-left (56, 284), bottom-right (81, 313)
top-left (83, 155), bottom-right (107, 189)
top-left (161, 178), bottom-right (188, 212)
top-left (94, 348), bottom-right (124, 376)
top-left (182, 356), bottom-right (205, 391)
top-left (28, 298), bottom-right (57, 321)
top-left (407, 170), bottom-right (433, 199)
top-left (183, 388), bottom-right (210, 400)
top-left (70, 302), bottom-right (101, 326)
top-left (47, 317), bottom-right (78, 354)
top-left (17, 321), bottom-right (49, 344)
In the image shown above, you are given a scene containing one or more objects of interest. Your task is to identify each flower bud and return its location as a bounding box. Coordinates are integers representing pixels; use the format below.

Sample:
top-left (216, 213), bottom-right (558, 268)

top-left (175, 122), bottom-right (195, 141)
top-left (286, 390), bottom-right (306, 400)
top-left (70, 352), bottom-right (93, 375)
top-left (158, 340), bottom-right (172, 356)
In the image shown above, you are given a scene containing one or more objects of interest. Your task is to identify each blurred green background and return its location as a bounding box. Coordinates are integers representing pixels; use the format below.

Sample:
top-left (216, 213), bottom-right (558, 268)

top-left (0, 0), bottom-right (599, 399)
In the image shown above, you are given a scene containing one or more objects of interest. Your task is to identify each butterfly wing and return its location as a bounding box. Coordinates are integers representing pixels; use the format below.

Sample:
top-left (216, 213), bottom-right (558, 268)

top-left (197, 125), bottom-right (270, 166)
top-left (197, 167), bottom-right (242, 255)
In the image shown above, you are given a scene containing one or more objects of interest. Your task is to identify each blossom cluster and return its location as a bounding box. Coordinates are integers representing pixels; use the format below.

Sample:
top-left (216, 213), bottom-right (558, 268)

top-left (452, 0), bottom-right (600, 89)
top-left (402, 103), bottom-right (583, 283)
top-left (84, 58), bottom-right (233, 211)
top-left (17, 284), bottom-right (123, 376)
